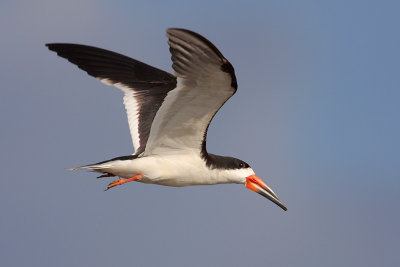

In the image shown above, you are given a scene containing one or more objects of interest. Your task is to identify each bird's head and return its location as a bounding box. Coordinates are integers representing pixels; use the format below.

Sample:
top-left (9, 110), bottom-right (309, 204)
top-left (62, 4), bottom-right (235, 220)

top-left (210, 155), bottom-right (287, 211)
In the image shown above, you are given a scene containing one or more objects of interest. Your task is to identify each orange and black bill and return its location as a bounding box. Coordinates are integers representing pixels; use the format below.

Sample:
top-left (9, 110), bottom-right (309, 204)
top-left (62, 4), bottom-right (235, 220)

top-left (246, 175), bottom-right (287, 211)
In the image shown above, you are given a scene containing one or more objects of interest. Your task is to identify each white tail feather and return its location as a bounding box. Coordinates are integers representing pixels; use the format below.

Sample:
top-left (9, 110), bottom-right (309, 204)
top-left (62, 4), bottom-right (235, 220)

top-left (67, 164), bottom-right (114, 171)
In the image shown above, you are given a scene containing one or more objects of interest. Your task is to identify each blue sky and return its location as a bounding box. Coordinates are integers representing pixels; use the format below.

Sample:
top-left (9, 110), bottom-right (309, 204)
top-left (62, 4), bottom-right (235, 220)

top-left (1, 1), bottom-right (399, 266)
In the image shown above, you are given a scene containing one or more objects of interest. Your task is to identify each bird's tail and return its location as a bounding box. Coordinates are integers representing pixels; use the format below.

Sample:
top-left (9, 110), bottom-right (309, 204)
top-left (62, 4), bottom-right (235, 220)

top-left (67, 163), bottom-right (113, 172)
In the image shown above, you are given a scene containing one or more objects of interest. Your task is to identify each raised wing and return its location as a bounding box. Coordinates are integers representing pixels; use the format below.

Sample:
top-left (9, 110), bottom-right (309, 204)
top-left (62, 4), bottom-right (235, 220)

top-left (46, 43), bottom-right (176, 155)
top-left (144, 28), bottom-right (237, 156)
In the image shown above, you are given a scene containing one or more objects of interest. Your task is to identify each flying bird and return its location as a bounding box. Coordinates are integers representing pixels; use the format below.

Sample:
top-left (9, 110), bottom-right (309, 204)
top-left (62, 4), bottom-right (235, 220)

top-left (46, 28), bottom-right (287, 210)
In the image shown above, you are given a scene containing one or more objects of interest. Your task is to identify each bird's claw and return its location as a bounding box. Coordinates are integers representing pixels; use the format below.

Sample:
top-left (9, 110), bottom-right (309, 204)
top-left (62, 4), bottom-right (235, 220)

top-left (105, 178), bottom-right (126, 191)
top-left (104, 174), bottom-right (143, 191)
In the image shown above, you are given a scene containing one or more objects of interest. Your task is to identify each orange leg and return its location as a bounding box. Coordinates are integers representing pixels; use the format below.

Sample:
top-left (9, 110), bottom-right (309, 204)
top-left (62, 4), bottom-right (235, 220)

top-left (105, 174), bottom-right (143, 191)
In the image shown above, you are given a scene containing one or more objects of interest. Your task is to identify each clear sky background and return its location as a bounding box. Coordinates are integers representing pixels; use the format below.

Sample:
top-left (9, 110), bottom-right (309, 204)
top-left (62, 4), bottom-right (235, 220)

top-left (1, 1), bottom-right (399, 266)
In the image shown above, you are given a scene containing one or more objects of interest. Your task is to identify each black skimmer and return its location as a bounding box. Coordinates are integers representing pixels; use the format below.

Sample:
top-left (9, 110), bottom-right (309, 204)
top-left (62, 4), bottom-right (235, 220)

top-left (46, 28), bottom-right (287, 211)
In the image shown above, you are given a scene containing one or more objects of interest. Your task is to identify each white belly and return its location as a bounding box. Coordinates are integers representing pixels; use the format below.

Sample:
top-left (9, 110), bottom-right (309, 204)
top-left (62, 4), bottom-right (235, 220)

top-left (101, 153), bottom-right (246, 187)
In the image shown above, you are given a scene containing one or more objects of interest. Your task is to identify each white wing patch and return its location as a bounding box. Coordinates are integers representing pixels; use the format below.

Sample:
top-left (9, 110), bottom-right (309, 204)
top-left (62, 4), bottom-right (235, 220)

top-left (144, 74), bottom-right (233, 156)
top-left (98, 78), bottom-right (141, 154)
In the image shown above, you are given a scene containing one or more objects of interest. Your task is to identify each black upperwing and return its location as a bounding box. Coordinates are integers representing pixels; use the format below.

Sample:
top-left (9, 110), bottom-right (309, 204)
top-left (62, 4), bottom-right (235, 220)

top-left (46, 43), bottom-right (177, 155)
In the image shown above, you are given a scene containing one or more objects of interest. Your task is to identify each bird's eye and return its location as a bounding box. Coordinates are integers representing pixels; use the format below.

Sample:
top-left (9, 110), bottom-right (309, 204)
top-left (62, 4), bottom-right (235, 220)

top-left (239, 163), bottom-right (244, 168)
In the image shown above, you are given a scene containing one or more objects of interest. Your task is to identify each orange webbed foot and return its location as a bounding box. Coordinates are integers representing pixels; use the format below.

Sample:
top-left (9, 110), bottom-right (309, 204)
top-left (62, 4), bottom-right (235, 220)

top-left (104, 174), bottom-right (143, 191)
